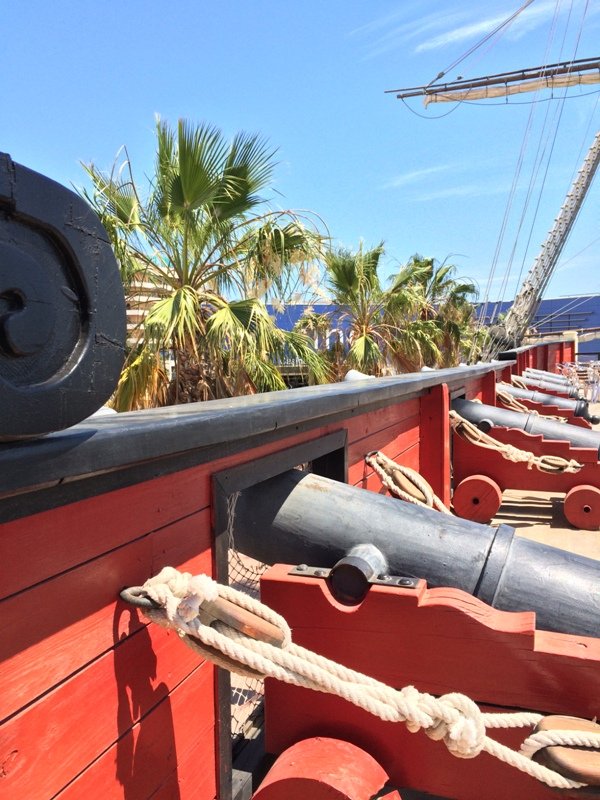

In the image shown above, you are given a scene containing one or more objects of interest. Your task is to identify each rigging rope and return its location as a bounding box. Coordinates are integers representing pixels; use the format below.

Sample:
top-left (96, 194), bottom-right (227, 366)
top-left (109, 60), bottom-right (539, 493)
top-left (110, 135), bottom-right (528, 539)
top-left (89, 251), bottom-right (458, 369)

top-left (423, 0), bottom-right (535, 89)
top-left (127, 566), bottom-right (600, 792)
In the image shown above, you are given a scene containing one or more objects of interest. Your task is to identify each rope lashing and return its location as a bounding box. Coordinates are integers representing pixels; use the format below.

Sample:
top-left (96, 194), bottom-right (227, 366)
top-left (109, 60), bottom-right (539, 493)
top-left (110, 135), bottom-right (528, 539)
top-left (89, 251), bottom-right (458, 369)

top-left (365, 451), bottom-right (451, 514)
top-left (495, 386), bottom-right (567, 423)
top-left (122, 566), bottom-right (600, 791)
top-left (511, 375), bottom-right (529, 390)
top-left (449, 410), bottom-right (583, 475)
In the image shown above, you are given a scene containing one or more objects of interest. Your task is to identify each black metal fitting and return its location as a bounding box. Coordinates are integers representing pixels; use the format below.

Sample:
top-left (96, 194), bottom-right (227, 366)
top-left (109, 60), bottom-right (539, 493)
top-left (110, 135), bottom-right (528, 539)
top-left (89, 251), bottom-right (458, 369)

top-left (119, 586), bottom-right (161, 610)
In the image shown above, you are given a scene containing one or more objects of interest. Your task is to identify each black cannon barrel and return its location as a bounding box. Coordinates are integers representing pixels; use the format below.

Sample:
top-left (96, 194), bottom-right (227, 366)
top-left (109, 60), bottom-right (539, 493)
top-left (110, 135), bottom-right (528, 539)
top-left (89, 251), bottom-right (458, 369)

top-left (518, 375), bottom-right (580, 398)
top-left (233, 469), bottom-right (600, 637)
top-left (500, 383), bottom-right (592, 420)
top-left (0, 154), bottom-right (126, 439)
top-left (452, 398), bottom-right (600, 455)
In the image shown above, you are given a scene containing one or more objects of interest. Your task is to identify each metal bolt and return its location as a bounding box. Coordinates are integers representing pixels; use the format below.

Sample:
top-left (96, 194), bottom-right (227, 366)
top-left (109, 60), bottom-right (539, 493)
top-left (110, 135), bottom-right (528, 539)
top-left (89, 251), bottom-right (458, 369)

top-left (399, 578), bottom-right (414, 587)
top-left (296, 564), bottom-right (307, 572)
top-left (314, 569), bottom-right (325, 577)
top-left (378, 574), bottom-right (391, 581)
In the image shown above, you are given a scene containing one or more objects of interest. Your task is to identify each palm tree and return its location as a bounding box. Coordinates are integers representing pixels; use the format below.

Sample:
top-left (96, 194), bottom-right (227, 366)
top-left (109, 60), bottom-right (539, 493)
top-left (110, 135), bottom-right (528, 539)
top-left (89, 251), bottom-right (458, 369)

top-left (399, 255), bottom-right (478, 368)
top-left (296, 243), bottom-right (441, 376)
top-left (82, 118), bottom-right (328, 409)
top-left (324, 243), bottom-right (389, 375)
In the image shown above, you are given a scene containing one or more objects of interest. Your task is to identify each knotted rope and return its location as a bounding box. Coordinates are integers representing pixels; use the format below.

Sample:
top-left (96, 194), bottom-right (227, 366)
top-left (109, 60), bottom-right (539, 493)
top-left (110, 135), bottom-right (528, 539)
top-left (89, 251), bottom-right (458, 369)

top-left (365, 451), bottom-right (451, 514)
top-left (449, 410), bottom-right (582, 475)
top-left (495, 386), bottom-right (567, 423)
top-left (130, 566), bottom-right (600, 791)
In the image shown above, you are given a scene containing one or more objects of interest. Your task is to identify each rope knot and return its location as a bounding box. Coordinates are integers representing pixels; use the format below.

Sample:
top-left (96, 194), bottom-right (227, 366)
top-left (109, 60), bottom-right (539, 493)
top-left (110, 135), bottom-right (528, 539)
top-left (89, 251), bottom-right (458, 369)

top-left (142, 566), bottom-right (219, 626)
top-left (427, 693), bottom-right (486, 759)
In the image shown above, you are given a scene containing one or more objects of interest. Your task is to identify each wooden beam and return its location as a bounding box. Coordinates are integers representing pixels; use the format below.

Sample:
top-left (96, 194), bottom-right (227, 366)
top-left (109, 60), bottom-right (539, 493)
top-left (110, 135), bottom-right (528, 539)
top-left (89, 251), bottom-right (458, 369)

top-left (424, 71), bottom-right (600, 105)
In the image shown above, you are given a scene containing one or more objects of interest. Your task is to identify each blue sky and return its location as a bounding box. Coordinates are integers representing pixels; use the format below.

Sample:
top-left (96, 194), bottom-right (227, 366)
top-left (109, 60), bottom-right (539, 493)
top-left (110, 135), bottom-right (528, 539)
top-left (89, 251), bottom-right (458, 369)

top-left (3, 0), bottom-right (599, 309)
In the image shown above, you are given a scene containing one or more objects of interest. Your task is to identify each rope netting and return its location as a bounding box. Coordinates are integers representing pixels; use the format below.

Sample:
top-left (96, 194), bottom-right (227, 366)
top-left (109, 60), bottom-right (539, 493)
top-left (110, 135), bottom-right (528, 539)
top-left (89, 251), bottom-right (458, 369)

top-left (226, 492), bottom-right (269, 741)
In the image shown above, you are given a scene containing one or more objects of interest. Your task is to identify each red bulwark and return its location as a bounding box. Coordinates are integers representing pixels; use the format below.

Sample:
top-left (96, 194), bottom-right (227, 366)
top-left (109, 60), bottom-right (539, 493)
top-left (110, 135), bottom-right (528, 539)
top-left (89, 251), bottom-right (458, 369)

top-left (261, 564), bottom-right (600, 800)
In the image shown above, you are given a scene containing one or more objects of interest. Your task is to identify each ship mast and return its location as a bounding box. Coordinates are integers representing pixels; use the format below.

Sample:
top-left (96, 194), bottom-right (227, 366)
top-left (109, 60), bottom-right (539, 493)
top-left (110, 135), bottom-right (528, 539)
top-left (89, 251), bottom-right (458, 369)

top-left (499, 130), bottom-right (600, 349)
top-left (388, 57), bottom-right (600, 356)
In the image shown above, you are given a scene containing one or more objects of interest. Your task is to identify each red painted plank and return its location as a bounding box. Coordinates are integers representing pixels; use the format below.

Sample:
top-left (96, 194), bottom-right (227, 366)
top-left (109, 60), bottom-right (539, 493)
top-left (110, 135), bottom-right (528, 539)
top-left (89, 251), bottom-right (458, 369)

top-left (0, 465), bottom-right (213, 600)
top-left (2, 402), bottom-right (429, 601)
top-left (480, 372), bottom-right (497, 406)
top-left (53, 664), bottom-right (216, 800)
top-left (348, 442), bottom-right (420, 489)
top-left (347, 414), bottom-right (420, 468)
top-left (0, 623), bottom-right (214, 799)
top-left (464, 377), bottom-right (485, 400)
top-left (0, 510), bottom-right (212, 721)
top-left (261, 565), bottom-right (600, 800)
top-left (1, 423), bottom-right (357, 599)
top-left (419, 385), bottom-right (450, 506)
top-left (344, 399), bottom-right (420, 445)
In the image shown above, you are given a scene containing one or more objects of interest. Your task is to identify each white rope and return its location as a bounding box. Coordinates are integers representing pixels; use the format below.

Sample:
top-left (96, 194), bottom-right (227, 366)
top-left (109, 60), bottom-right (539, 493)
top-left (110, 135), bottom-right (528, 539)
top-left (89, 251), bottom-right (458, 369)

top-left (495, 386), bottom-right (567, 423)
top-left (365, 451), bottom-right (451, 514)
top-left (133, 566), bottom-right (600, 791)
top-left (449, 410), bottom-right (583, 475)
top-left (511, 375), bottom-right (529, 390)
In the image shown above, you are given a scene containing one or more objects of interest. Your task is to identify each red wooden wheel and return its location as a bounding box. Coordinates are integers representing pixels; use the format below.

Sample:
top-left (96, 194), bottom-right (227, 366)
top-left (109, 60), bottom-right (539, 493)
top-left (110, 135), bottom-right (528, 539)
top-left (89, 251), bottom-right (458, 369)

top-left (453, 475), bottom-right (502, 523)
top-left (564, 485), bottom-right (600, 531)
top-left (252, 737), bottom-right (400, 799)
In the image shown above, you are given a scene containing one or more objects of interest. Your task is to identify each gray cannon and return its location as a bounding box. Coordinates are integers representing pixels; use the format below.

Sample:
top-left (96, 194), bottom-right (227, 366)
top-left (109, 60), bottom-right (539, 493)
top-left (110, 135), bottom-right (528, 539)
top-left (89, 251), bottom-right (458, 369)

top-left (518, 374), bottom-right (581, 399)
top-left (499, 384), bottom-right (599, 424)
top-left (232, 469), bottom-right (600, 638)
top-left (452, 398), bottom-right (600, 455)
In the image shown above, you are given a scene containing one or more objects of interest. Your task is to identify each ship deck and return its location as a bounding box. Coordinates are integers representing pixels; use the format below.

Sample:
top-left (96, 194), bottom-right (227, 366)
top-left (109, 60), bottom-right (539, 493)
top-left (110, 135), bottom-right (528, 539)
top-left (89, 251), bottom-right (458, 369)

top-left (492, 401), bottom-right (600, 558)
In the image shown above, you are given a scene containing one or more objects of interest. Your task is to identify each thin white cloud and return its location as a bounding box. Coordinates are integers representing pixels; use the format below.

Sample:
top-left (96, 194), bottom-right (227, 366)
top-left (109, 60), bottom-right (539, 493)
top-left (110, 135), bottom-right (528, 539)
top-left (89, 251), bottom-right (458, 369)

top-left (383, 164), bottom-right (452, 189)
top-left (348, 5), bottom-right (422, 38)
top-left (415, 0), bottom-right (573, 53)
top-left (414, 181), bottom-right (518, 201)
top-left (350, 5), bottom-right (470, 61)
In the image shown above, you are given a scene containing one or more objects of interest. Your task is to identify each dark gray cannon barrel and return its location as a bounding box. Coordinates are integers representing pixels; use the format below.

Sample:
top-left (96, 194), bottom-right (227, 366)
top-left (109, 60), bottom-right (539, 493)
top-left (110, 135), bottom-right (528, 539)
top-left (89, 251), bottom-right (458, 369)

top-left (233, 469), bottom-right (600, 637)
top-left (518, 375), bottom-right (580, 398)
top-left (524, 368), bottom-right (571, 384)
top-left (0, 154), bottom-right (126, 439)
top-left (452, 398), bottom-right (600, 456)
top-left (500, 383), bottom-right (593, 420)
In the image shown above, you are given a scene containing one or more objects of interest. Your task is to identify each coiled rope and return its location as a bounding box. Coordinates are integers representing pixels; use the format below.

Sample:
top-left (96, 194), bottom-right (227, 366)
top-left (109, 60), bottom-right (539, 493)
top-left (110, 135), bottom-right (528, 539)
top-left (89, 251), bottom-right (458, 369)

top-left (365, 451), bottom-right (451, 514)
top-left (449, 410), bottom-right (582, 474)
top-left (495, 386), bottom-right (567, 423)
top-left (128, 566), bottom-right (600, 792)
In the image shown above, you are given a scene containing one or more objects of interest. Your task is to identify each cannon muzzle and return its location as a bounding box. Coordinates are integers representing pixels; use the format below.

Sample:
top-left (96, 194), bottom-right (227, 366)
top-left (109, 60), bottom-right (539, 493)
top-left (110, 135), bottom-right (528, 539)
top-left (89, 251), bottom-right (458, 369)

top-left (499, 383), bottom-right (596, 422)
top-left (232, 469), bottom-right (600, 637)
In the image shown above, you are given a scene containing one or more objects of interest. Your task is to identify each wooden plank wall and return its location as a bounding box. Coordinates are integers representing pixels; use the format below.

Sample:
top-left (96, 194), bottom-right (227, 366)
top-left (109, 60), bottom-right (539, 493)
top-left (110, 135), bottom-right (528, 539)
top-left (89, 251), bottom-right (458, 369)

top-left (0, 387), bottom-right (445, 800)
